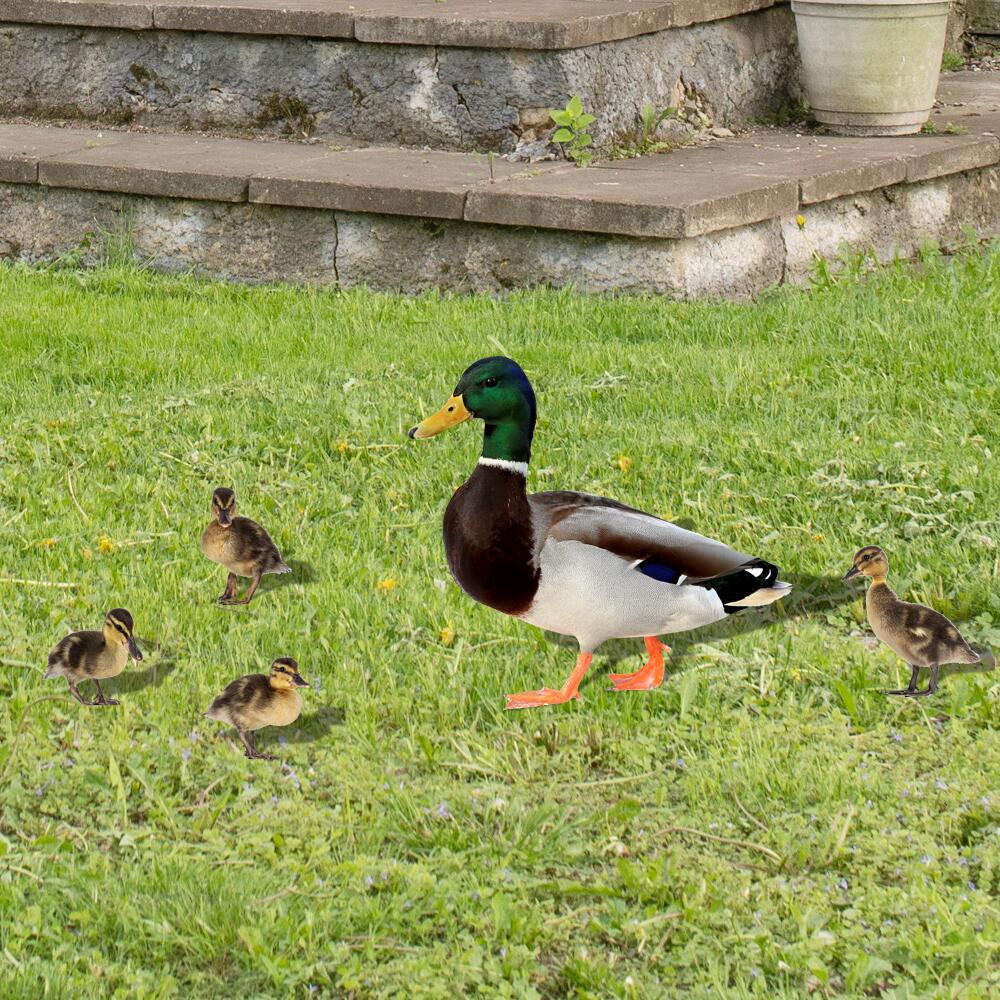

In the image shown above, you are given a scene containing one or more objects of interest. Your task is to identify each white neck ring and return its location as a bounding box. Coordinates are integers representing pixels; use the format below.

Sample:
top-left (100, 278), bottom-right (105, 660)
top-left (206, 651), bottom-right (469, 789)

top-left (478, 457), bottom-right (528, 476)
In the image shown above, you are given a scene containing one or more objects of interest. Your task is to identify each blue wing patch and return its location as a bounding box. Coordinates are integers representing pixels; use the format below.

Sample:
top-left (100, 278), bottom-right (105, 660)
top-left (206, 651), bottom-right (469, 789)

top-left (636, 559), bottom-right (682, 584)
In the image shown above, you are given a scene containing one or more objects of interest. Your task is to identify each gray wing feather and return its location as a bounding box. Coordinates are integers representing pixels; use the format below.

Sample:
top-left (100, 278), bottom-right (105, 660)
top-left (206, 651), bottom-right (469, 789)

top-left (529, 491), bottom-right (754, 581)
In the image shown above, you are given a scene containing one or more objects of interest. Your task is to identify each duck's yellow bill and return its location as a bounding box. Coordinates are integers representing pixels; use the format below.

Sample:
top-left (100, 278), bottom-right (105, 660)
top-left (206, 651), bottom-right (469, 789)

top-left (408, 395), bottom-right (471, 439)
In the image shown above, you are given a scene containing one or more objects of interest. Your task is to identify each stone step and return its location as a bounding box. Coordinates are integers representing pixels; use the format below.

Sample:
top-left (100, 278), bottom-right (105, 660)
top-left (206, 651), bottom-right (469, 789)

top-left (0, 0), bottom-right (798, 153)
top-left (1, 72), bottom-right (998, 295)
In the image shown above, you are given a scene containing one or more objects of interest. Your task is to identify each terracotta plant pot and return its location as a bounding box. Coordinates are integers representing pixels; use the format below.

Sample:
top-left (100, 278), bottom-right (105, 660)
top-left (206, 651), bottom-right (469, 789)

top-left (791, 0), bottom-right (951, 136)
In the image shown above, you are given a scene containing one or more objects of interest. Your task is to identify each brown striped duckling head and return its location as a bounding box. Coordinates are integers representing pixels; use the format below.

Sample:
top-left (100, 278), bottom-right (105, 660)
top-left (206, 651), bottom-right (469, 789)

top-left (211, 487), bottom-right (237, 528)
top-left (104, 608), bottom-right (143, 661)
top-left (269, 657), bottom-right (310, 690)
top-left (843, 546), bottom-right (889, 583)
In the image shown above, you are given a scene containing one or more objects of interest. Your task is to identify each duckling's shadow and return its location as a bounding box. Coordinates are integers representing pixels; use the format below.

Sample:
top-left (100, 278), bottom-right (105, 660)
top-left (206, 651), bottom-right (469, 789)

top-left (260, 559), bottom-right (317, 594)
top-left (115, 658), bottom-right (178, 695)
top-left (263, 705), bottom-right (346, 746)
top-left (542, 571), bottom-right (858, 684)
top-left (941, 650), bottom-right (997, 682)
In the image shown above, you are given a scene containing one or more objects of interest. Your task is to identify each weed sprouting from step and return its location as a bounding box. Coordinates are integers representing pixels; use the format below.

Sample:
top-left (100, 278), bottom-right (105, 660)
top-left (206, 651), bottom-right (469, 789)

top-left (922, 120), bottom-right (967, 136)
top-left (257, 93), bottom-right (316, 138)
top-left (610, 103), bottom-right (682, 159)
top-left (549, 95), bottom-right (595, 167)
top-left (747, 97), bottom-right (814, 129)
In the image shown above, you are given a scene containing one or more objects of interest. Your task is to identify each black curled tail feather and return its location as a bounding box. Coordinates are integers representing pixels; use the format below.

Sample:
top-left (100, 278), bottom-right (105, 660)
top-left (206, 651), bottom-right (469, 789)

top-left (691, 559), bottom-right (779, 614)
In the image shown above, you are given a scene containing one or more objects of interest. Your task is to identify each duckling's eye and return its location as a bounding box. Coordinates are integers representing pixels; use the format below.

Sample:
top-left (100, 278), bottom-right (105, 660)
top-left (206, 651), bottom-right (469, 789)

top-left (482, 377), bottom-right (498, 388)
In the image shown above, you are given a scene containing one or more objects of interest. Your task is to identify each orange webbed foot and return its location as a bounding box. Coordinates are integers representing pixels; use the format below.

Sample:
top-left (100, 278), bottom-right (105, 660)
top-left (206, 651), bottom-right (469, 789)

top-left (504, 652), bottom-right (592, 711)
top-left (610, 638), bottom-right (670, 692)
top-left (505, 688), bottom-right (583, 710)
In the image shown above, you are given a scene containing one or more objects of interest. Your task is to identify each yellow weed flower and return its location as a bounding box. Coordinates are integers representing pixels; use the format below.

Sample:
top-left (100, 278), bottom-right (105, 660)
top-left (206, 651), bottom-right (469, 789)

top-left (40, 537), bottom-right (57, 548)
top-left (440, 624), bottom-right (456, 647)
top-left (812, 533), bottom-right (824, 542)
top-left (98, 535), bottom-right (115, 553)
top-left (336, 440), bottom-right (349, 455)
top-left (615, 454), bottom-right (633, 474)
top-left (795, 214), bottom-right (806, 230)
top-left (376, 577), bottom-right (397, 592)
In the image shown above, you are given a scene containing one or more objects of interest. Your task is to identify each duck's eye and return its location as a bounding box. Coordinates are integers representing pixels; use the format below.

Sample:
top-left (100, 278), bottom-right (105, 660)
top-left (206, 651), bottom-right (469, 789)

top-left (482, 377), bottom-right (498, 388)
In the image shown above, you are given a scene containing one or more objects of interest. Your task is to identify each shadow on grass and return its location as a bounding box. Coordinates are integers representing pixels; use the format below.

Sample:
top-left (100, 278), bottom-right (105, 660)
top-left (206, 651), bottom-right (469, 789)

top-left (941, 646), bottom-right (997, 682)
top-left (115, 657), bottom-right (178, 695)
top-left (540, 571), bottom-right (859, 691)
top-left (264, 705), bottom-right (346, 746)
top-left (261, 559), bottom-right (318, 594)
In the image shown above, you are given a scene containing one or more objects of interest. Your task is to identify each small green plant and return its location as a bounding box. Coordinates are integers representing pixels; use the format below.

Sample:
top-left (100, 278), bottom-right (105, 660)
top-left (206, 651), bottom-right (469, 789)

top-left (607, 104), bottom-right (682, 160)
top-left (549, 95), bottom-right (596, 167)
top-left (922, 117), bottom-right (967, 136)
top-left (637, 103), bottom-right (677, 152)
top-left (941, 50), bottom-right (965, 72)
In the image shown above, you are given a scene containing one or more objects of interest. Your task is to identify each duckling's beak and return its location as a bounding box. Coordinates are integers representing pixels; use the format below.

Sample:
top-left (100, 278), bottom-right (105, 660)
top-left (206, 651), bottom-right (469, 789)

top-left (292, 673), bottom-right (310, 687)
top-left (217, 509), bottom-right (232, 528)
top-left (127, 635), bottom-right (143, 661)
top-left (842, 566), bottom-right (861, 581)
top-left (408, 394), bottom-right (471, 439)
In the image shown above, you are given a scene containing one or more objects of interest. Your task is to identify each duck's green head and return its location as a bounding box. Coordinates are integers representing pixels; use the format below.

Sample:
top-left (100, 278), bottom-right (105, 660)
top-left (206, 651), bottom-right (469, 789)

top-left (409, 357), bottom-right (537, 464)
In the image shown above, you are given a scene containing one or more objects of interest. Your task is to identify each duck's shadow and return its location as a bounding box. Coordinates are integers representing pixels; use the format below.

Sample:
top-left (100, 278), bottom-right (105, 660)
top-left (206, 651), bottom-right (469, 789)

top-left (262, 705), bottom-right (346, 746)
top-left (261, 559), bottom-right (318, 594)
top-left (541, 571), bottom-right (859, 687)
top-left (115, 657), bottom-right (178, 695)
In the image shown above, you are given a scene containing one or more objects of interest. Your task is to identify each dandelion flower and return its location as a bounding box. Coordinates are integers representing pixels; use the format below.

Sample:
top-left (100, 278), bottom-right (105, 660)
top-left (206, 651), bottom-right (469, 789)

top-left (98, 535), bottom-right (115, 553)
top-left (795, 214), bottom-right (806, 230)
top-left (336, 440), bottom-right (349, 455)
top-left (376, 577), bottom-right (397, 593)
top-left (439, 624), bottom-right (456, 647)
top-left (40, 538), bottom-right (57, 548)
top-left (615, 454), bottom-right (633, 473)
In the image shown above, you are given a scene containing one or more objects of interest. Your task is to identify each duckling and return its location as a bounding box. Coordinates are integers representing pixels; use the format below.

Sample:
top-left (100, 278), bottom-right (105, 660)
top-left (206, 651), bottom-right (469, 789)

top-left (844, 545), bottom-right (989, 697)
top-left (201, 487), bottom-right (291, 605)
top-left (204, 657), bottom-right (310, 759)
top-left (44, 608), bottom-right (143, 705)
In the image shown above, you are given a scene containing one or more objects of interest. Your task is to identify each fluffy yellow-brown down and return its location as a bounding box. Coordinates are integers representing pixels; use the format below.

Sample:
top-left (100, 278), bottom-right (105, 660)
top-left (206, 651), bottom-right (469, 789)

top-left (201, 486), bottom-right (291, 606)
top-left (204, 657), bottom-right (310, 759)
top-left (44, 608), bottom-right (143, 706)
top-left (844, 546), bottom-right (987, 697)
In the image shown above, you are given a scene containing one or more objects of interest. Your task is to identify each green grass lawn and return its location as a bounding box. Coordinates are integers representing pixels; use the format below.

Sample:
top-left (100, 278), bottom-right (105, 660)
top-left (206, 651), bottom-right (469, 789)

top-left (0, 249), bottom-right (998, 999)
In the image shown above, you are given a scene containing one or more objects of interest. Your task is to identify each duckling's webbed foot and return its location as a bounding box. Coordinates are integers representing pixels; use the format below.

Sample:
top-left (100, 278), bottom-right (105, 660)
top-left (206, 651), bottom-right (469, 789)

top-left (221, 572), bottom-right (262, 607)
top-left (67, 679), bottom-right (97, 705)
top-left (236, 572), bottom-right (263, 605)
top-left (884, 664), bottom-right (920, 697)
top-left (910, 664), bottom-right (940, 698)
top-left (239, 730), bottom-right (276, 760)
top-left (217, 573), bottom-right (240, 605)
top-left (91, 680), bottom-right (120, 706)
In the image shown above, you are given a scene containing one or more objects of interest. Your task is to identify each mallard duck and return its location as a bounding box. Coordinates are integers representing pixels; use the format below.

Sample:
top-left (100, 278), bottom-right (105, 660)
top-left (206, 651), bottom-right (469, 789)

top-left (44, 608), bottom-right (143, 705)
top-left (409, 356), bottom-right (791, 710)
top-left (844, 545), bottom-right (989, 696)
top-left (204, 657), bottom-right (310, 759)
top-left (201, 487), bottom-right (291, 605)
